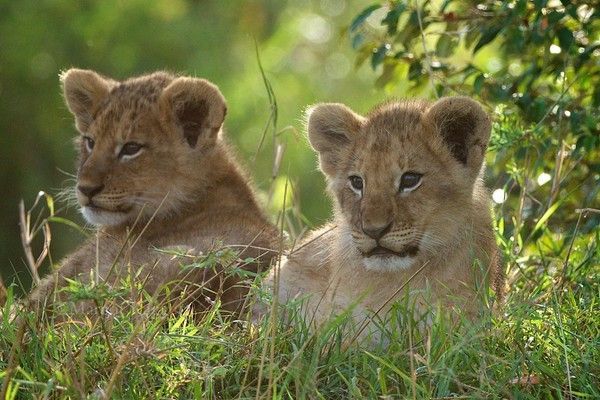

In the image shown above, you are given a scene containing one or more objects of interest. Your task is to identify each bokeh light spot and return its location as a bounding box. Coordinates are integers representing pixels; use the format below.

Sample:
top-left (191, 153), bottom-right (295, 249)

top-left (492, 188), bottom-right (507, 204)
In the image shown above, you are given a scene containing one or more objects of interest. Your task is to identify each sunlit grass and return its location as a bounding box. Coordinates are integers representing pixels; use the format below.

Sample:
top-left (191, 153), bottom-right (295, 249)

top-left (0, 199), bottom-right (598, 398)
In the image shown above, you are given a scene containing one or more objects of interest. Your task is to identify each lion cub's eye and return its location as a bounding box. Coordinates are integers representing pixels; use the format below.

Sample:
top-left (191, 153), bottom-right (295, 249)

top-left (119, 142), bottom-right (144, 159)
top-left (83, 136), bottom-right (95, 152)
top-left (349, 175), bottom-right (364, 194)
top-left (399, 172), bottom-right (423, 193)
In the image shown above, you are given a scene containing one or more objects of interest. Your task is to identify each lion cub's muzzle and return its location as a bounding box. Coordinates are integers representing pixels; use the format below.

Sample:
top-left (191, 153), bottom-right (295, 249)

top-left (76, 181), bottom-right (136, 227)
top-left (352, 227), bottom-right (421, 259)
top-left (353, 227), bottom-right (421, 271)
top-left (77, 183), bottom-right (105, 200)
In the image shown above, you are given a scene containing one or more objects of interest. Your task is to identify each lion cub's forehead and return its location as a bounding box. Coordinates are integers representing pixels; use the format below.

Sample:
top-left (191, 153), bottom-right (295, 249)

top-left (363, 101), bottom-right (429, 139)
top-left (353, 101), bottom-right (431, 170)
top-left (93, 73), bottom-right (174, 140)
top-left (110, 72), bottom-right (173, 104)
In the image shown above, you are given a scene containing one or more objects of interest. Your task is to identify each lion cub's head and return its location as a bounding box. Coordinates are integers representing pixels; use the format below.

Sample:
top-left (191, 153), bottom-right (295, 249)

top-left (307, 97), bottom-right (491, 272)
top-left (61, 69), bottom-right (227, 227)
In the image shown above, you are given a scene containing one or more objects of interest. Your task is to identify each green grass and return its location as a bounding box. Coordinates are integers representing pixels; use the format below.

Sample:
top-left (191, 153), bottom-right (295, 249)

top-left (0, 205), bottom-right (598, 399)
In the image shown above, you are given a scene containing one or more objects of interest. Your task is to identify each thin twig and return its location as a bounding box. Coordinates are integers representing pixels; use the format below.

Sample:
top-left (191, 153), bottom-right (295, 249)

top-left (0, 278), bottom-right (6, 307)
top-left (547, 58), bottom-right (569, 209)
top-left (102, 347), bottom-right (131, 399)
top-left (575, 208), bottom-right (600, 215)
top-left (415, 0), bottom-right (438, 98)
top-left (19, 200), bottom-right (41, 285)
top-left (288, 225), bottom-right (337, 256)
top-left (252, 39), bottom-right (279, 166)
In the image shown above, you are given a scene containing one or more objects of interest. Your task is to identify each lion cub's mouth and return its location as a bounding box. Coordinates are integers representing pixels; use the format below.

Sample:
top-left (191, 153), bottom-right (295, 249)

top-left (364, 245), bottom-right (419, 258)
top-left (85, 203), bottom-right (132, 214)
top-left (81, 202), bottom-right (135, 226)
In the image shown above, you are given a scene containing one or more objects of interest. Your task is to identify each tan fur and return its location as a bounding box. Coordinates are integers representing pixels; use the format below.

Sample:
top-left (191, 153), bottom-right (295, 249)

top-left (265, 97), bottom-right (504, 339)
top-left (31, 69), bottom-right (279, 315)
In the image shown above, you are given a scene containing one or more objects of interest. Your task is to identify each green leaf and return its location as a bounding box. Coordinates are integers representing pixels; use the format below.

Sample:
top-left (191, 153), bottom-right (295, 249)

top-left (375, 63), bottom-right (397, 88)
top-left (465, 28), bottom-right (479, 49)
top-left (557, 27), bottom-right (574, 51)
top-left (396, 11), bottom-right (421, 44)
top-left (474, 25), bottom-right (503, 53)
top-left (569, 110), bottom-right (584, 132)
top-left (575, 43), bottom-right (600, 69)
top-left (435, 34), bottom-right (458, 58)
top-left (371, 44), bottom-right (388, 69)
top-left (547, 10), bottom-right (564, 24)
top-left (530, 97), bottom-right (547, 121)
top-left (474, 74), bottom-right (485, 94)
top-left (593, 87), bottom-right (600, 107)
top-left (505, 26), bottom-right (525, 53)
top-left (529, 198), bottom-right (567, 241)
top-left (440, 0), bottom-right (453, 12)
top-left (408, 60), bottom-right (423, 81)
top-left (47, 216), bottom-right (89, 237)
top-left (364, 352), bottom-right (414, 384)
top-left (381, 3), bottom-right (406, 35)
top-left (564, 4), bottom-right (578, 19)
top-left (351, 33), bottom-right (365, 49)
top-left (350, 4), bottom-right (381, 32)
top-left (488, 83), bottom-right (510, 102)
top-left (355, 47), bottom-right (371, 67)
top-left (44, 193), bottom-right (54, 216)
top-left (434, 83), bottom-right (446, 97)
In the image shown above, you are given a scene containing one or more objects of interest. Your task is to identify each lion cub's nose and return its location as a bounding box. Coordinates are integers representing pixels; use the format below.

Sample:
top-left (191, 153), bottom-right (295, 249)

top-left (362, 222), bottom-right (392, 240)
top-left (77, 184), bottom-right (104, 199)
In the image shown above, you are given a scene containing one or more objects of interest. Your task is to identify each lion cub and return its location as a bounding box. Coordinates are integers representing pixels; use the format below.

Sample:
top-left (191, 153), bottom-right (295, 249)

top-left (265, 97), bottom-right (504, 339)
top-left (32, 69), bottom-right (278, 315)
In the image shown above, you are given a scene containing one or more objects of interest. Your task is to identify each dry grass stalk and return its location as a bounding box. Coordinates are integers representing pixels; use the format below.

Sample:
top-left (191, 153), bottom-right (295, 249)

top-left (18, 195), bottom-right (53, 286)
top-left (0, 278), bottom-right (6, 307)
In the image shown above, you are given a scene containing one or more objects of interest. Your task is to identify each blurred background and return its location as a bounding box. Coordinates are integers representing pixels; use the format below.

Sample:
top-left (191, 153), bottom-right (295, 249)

top-left (1, 0), bottom-right (598, 292)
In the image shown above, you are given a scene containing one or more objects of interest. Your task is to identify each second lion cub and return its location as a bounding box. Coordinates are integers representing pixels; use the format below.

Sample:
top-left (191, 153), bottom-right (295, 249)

top-left (32, 69), bottom-right (278, 316)
top-left (265, 97), bottom-right (504, 340)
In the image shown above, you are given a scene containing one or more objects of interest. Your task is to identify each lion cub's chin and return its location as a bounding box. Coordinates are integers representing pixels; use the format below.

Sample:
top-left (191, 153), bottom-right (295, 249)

top-left (81, 206), bottom-right (132, 227)
top-left (362, 255), bottom-right (417, 272)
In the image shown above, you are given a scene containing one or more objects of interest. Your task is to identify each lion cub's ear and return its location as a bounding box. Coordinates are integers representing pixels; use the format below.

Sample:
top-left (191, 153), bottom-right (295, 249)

top-left (307, 103), bottom-right (363, 176)
top-left (61, 69), bottom-right (115, 132)
top-left (160, 78), bottom-right (227, 148)
top-left (423, 97), bottom-right (491, 175)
